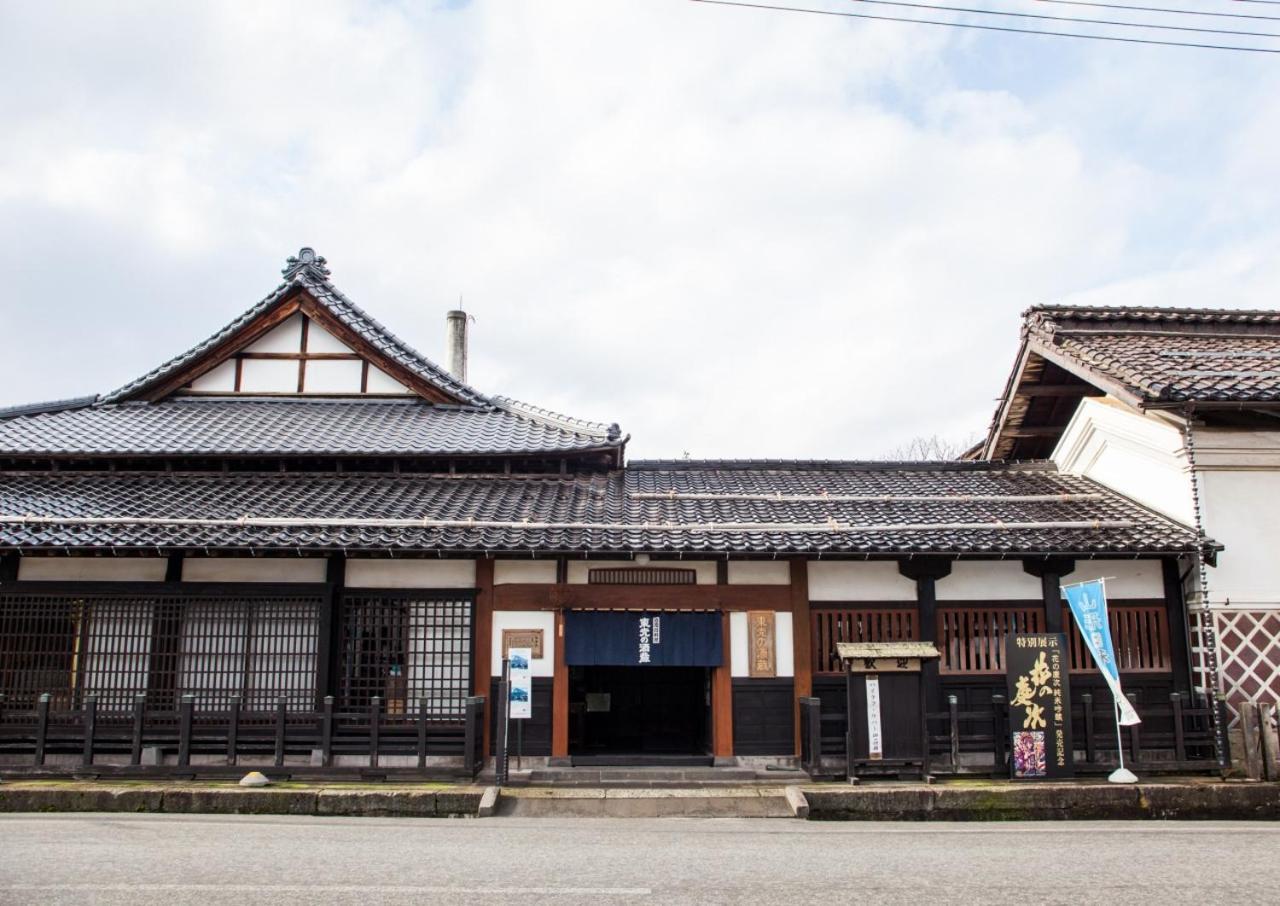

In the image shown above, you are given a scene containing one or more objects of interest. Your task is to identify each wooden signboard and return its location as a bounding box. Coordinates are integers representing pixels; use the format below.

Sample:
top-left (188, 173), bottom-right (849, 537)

top-left (502, 628), bottom-right (544, 660)
top-left (747, 611), bottom-right (776, 677)
top-left (1005, 633), bottom-right (1073, 779)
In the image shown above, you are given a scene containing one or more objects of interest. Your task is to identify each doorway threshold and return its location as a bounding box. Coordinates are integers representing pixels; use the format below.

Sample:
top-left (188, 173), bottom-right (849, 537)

top-left (570, 754), bottom-right (715, 768)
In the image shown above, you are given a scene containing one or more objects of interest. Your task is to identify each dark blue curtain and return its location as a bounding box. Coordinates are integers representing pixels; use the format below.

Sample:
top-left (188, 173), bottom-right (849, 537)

top-left (564, 611), bottom-right (723, 667)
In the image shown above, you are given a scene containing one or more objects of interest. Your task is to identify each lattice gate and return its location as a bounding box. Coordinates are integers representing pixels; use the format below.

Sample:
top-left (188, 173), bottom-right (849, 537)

top-left (1191, 609), bottom-right (1280, 723)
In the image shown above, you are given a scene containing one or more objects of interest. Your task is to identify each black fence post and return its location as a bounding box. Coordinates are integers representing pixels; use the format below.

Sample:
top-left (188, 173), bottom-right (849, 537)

top-left (1171, 693), bottom-right (1186, 762)
top-left (33, 693), bottom-right (51, 767)
top-left (81, 695), bottom-right (98, 767)
top-left (1126, 692), bottom-right (1141, 765)
top-left (368, 696), bottom-right (381, 769)
top-left (496, 660), bottom-right (510, 786)
top-left (226, 696), bottom-right (241, 767)
top-left (417, 697), bottom-right (429, 771)
top-left (989, 694), bottom-right (1006, 777)
top-left (1082, 693), bottom-right (1096, 764)
top-left (948, 694), bottom-right (960, 772)
top-left (463, 695), bottom-right (483, 778)
top-left (274, 697), bottom-right (287, 768)
top-left (1215, 694), bottom-right (1233, 772)
top-left (178, 694), bottom-right (194, 767)
top-left (130, 694), bottom-right (146, 766)
top-left (321, 696), bottom-right (334, 768)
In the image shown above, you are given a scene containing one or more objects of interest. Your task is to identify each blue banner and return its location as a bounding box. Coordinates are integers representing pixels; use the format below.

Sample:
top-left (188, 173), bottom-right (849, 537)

top-left (1062, 579), bottom-right (1141, 726)
top-left (564, 610), bottom-right (723, 667)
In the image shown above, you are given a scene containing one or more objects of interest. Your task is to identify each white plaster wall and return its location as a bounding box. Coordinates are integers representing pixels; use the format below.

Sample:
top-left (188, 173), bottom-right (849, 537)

top-left (566, 560), bottom-right (717, 585)
top-left (345, 559), bottom-right (477, 589)
top-left (807, 561), bottom-right (916, 601)
top-left (238, 358), bottom-right (299, 393)
top-left (1053, 397), bottom-right (1195, 526)
top-left (305, 322), bottom-right (355, 354)
top-left (495, 560), bottom-right (557, 584)
top-left (1199, 469), bottom-right (1280, 608)
top-left (18, 558), bottom-right (168, 582)
top-left (245, 313), bottom-right (303, 353)
top-left (1067, 560), bottom-right (1164, 600)
top-left (365, 366), bottom-right (412, 394)
top-left (304, 359), bottom-right (363, 393)
top-left (491, 610), bottom-right (556, 677)
top-left (727, 561), bottom-right (791, 585)
top-left (729, 611), bottom-right (794, 678)
top-left (936, 561), bottom-right (1042, 600)
top-left (182, 558), bottom-right (327, 583)
top-left (190, 359), bottom-right (236, 392)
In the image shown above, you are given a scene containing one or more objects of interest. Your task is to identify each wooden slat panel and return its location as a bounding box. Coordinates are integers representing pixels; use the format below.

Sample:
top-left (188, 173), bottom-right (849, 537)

top-left (811, 607), bottom-right (919, 675)
top-left (1064, 605), bottom-right (1171, 674)
top-left (936, 606), bottom-right (1044, 675)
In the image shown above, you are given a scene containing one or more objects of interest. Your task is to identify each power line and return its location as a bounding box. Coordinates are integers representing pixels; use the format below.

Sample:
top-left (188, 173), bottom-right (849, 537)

top-left (850, 0), bottom-right (1280, 38)
top-left (688, 0), bottom-right (1280, 53)
top-left (1034, 0), bottom-right (1280, 23)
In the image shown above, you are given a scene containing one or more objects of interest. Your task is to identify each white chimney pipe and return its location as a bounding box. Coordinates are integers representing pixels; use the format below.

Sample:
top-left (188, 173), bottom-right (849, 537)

top-left (446, 310), bottom-right (468, 383)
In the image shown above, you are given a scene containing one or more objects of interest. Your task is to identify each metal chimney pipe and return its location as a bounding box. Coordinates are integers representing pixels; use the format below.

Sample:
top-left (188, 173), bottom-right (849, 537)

top-left (446, 310), bottom-right (468, 383)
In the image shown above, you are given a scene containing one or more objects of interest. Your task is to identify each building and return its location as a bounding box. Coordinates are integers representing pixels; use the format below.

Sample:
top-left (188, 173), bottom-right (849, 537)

top-left (983, 305), bottom-right (1280, 717)
top-left (0, 251), bottom-right (1213, 771)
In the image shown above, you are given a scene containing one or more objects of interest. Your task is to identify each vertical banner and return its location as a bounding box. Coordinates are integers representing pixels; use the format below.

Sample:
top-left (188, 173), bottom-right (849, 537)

top-left (865, 675), bottom-right (884, 761)
top-left (508, 646), bottom-right (532, 720)
top-left (1005, 633), bottom-right (1073, 779)
top-left (1062, 579), bottom-right (1141, 726)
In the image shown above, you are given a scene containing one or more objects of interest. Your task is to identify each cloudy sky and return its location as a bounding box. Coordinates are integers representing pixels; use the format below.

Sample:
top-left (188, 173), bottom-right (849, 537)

top-left (2, 0), bottom-right (1278, 459)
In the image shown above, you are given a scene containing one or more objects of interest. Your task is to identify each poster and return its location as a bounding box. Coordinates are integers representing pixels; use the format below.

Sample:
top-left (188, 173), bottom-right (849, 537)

top-left (508, 646), bottom-right (532, 720)
top-left (865, 675), bottom-right (883, 761)
top-left (1005, 633), bottom-right (1073, 779)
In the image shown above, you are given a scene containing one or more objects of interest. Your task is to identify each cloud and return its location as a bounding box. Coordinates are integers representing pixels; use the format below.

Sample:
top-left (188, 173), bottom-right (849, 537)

top-left (1, 0), bottom-right (1278, 459)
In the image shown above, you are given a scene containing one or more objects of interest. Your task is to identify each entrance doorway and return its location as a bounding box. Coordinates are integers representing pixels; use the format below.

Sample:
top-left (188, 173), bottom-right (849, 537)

top-left (569, 665), bottom-right (711, 764)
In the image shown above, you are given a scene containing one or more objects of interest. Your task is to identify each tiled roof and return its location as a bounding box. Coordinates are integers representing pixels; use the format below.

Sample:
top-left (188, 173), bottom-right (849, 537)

top-left (0, 398), bottom-right (619, 458)
top-left (102, 249), bottom-right (489, 406)
top-left (0, 461), bottom-right (1208, 557)
top-left (1024, 305), bottom-right (1280, 404)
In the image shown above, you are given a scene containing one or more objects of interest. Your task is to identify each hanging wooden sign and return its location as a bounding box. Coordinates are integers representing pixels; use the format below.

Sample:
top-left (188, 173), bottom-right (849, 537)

top-left (747, 611), bottom-right (776, 677)
top-left (502, 628), bottom-right (544, 660)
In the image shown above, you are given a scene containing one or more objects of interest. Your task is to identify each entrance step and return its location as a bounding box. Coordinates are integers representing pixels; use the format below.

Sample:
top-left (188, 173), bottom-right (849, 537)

top-left (497, 786), bottom-right (795, 818)
top-left (521, 766), bottom-right (801, 787)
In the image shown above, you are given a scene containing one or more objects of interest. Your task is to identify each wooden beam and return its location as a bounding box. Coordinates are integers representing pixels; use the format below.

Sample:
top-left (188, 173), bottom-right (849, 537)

top-left (1003, 426), bottom-right (1069, 438)
top-left (1014, 384), bottom-right (1103, 398)
top-left (473, 558), bottom-right (495, 759)
top-left (1023, 557), bottom-right (1074, 633)
top-left (712, 610), bottom-right (734, 759)
top-left (790, 557), bottom-right (811, 756)
top-left (164, 555), bottom-right (183, 583)
top-left (492, 583), bottom-right (792, 612)
top-left (552, 608), bottom-right (569, 758)
top-left (0, 553), bottom-right (18, 584)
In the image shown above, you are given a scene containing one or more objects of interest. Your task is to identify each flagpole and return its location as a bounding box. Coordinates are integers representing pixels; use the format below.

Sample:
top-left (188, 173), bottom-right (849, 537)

top-left (1102, 578), bottom-right (1138, 784)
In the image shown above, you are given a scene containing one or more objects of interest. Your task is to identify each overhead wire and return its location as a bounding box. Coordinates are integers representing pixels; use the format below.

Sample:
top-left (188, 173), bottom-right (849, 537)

top-left (688, 0), bottom-right (1280, 53)
top-left (1032, 0), bottom-right (1280, 23)
top-left (847, 0), bottom-right (1280, 38)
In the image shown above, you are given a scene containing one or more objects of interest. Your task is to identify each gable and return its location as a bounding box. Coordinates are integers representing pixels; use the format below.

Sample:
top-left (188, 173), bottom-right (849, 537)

top-left (185, 312), bottom-right (413, 396)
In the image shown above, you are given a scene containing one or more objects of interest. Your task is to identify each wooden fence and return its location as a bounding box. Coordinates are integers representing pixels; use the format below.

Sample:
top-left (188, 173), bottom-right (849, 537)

top-left (0, 692), bottom-right (487, 781)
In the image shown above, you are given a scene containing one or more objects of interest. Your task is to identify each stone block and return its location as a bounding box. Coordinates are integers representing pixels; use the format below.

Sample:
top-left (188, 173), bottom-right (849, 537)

top-left (315, 789), bottom-right (436, 818)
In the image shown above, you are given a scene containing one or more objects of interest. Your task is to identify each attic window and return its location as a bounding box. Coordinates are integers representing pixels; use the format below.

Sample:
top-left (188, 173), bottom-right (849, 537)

top-left (588, 567), bottom-right (697, 586)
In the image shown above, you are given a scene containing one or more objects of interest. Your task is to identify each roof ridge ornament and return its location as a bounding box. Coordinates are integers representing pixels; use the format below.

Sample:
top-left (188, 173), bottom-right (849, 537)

top-left (282, 247), bottom-right (331, 281)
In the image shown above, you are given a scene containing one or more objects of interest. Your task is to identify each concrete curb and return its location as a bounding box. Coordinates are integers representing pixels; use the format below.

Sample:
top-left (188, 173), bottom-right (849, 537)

top-left (803, 782), bottom-right (1280, 821)
top-left (784, 785), bottom-right (809, 819)
top-left (0, 783), bottom-right (484, 818)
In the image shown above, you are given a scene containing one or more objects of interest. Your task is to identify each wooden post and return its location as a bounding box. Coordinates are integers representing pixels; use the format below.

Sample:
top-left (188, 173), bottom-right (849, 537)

top-left (900, 558), bottom-right (951, 729)
top-left (318, 554), bottom-right (345, 708)
top-left (790, 557), bottom-right (810, 756)
top-left (473, 558), bottom-right (495, 759)
top-left (1023, 557), bottom-right (1074, 634)
top-left (1126, 692), bottom-right (1141, 766)
top-left (989, 694), bottom-right (1006, 777)
top-left (33, 693), bottom-right (50, 767)
top-left (226, 695), bottom-right (241, 767)
top-left (321, 696), bottom-right (334, 768)
top-left (1239, 701), bottom-right (1264, 781)
top-left (712, 610), bottom-right (734, 759)
top-left (130, 694), bottom-right (146, 766)
top-left (274, 697), bottom-right (288, 767)
top-left (1259, 702), bottom-right (1280, 782)
top-left (417, 697), bottom-right (429, 770)
top-left (1, 553), bottom-right (21, 583)
top-left (552, 608), bottom-right (569, 758)
top-left (81, 695), bottom-right (98, 767)
top-left (1171, 693), bottom-right (1186, 763)
top-left (177, 695), bottom-right (194, 767)
top-left (1162, 558), bottom-right (1194, 695)
top-left (948, 694), bottom-right (960, 772)
top-left (368, 696), bottom-right (381, 769)
top-left (1082, 692), bottom-right (1096, 763)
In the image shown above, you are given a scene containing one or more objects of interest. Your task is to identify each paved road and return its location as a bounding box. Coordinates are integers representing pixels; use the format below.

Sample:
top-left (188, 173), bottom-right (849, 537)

top-left (1, 814), bottom-right (1274, 905)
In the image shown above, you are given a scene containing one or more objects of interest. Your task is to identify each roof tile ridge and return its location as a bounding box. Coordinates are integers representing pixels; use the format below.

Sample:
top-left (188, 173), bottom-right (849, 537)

top-left (296, 272), bottom-right (492, 407)
top-left (0, 395), bottom-right (101, 420)
top-left (490, 395), bottom-right (622, 442)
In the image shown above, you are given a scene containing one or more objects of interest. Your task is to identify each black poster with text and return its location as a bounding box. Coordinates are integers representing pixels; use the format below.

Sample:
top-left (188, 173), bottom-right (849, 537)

top-left (1005, 633), bottom-right (1073, 779)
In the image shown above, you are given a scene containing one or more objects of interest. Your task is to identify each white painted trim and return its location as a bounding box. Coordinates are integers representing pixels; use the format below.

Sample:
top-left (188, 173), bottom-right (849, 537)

top-left (1067, 561), bottom-right (1163, 599)
top-left (495, 560), bottom-right (557, 585)
top-left (18, 558), bottom-right (168, 582)
top-left (345, 559), bottom-right (477, 589)
top-left (936, 561), bottom-right (1042, 600)
top-left (181, 558), bottom-right (326, 583)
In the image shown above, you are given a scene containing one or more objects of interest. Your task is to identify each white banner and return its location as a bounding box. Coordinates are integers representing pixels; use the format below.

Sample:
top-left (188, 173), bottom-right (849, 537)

top-left (865, 675), bottom-right (883, 760)
top-left (508, 646), bottom-right (532, 720)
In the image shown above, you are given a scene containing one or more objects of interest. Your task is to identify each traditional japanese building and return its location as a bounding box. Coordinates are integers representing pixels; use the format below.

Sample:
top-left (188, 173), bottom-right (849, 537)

top-left (0, 251), bottom-right (1214, 772)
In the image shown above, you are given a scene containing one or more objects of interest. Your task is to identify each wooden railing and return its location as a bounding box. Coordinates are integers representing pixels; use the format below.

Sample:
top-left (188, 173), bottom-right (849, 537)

top-left (937, 606), bottom-right (1044, 675)
top-left (812, 607), bottom-right (918, 674)
top-left (1065, 605), bottom-right (1171, 674)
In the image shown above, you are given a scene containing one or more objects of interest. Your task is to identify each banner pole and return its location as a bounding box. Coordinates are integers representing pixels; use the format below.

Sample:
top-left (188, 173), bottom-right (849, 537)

top-left (1109, 693), bottom-right (1137, 783)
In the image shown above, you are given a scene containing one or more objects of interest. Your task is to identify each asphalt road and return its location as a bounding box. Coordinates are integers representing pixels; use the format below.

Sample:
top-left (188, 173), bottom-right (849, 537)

top-left (1, 814), bottom-right (1274, 906)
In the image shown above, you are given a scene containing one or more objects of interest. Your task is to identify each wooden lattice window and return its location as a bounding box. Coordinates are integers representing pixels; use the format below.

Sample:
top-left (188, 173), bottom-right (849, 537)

top-left (1064, 604), bottom-right (1171, 674)
top-left (587, 567), bottom-right (697, 585)
top-left (811, 607), bottom-right (918, 674)
top-left (937, 605), bottom-right (1045, 675)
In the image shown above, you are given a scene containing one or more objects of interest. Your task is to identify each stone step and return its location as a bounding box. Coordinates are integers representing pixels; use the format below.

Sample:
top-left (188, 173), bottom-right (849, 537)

top-left (519, 767), bottom-right (805, 786)
top-left (497, 786), bottom-right (797, 818)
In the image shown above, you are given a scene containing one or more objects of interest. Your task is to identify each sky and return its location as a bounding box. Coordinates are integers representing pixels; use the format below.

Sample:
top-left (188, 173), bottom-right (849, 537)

top-left (1, 0), bottom-right (1278, 460)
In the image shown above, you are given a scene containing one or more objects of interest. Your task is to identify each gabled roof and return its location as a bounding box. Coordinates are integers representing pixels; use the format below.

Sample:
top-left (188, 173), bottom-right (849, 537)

top-left (0, 460), bottom-right (1209, 559)
top-left (103, 248), bottom-right (489, 406)
top-left (983, 305), bottom-right (1280, 460)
